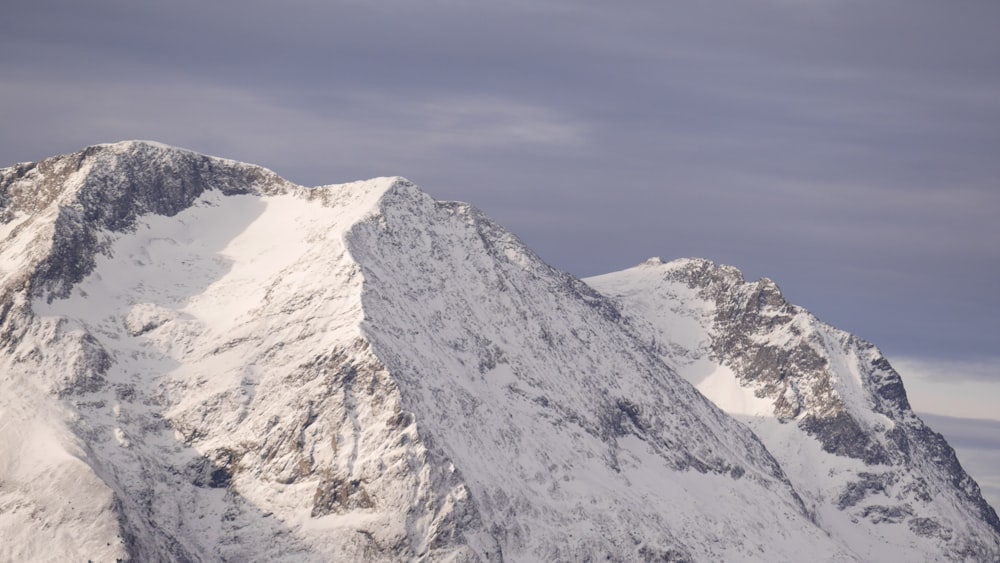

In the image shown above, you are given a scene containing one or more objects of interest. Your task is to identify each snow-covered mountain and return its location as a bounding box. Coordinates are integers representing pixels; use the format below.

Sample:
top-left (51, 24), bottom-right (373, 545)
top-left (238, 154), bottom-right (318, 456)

top-left (1, 141), bottom-right (997, 562)
top-left (587, 259), bottom-right (1000, 561)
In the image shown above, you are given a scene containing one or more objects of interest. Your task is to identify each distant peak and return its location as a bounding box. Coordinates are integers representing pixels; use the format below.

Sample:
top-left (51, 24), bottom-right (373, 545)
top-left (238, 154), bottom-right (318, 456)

top-left (636, 257), bottom-right (718, 272)
top-left (666, 257), bottom-right (715, 268)
top-left (84, 140), bottom-right (204, 161)
top-left (83, 140), bottom-right (260, 170)
top-left (382, 175), bottom-right (418, 192)
top-left (95, 139), bottom-right (179, 151)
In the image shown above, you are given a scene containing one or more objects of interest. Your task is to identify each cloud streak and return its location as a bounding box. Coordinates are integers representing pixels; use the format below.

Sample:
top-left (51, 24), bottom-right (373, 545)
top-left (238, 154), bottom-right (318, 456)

top-left (892, 356), bottom-right (1000, 421)
top-left (0, 76), bottom-right (584, 185)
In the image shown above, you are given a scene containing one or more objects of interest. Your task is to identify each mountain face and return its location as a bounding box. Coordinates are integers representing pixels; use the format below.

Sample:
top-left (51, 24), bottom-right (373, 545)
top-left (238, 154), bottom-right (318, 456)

top-left (586, 259), bottom-right (1000, 561)
top-left (0, 142), bottom-right (997, 562)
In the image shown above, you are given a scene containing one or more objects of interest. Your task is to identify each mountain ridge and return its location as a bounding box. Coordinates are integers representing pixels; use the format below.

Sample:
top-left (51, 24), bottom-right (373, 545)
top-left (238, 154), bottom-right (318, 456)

top-left (1, 142), bottom-right (997, 561)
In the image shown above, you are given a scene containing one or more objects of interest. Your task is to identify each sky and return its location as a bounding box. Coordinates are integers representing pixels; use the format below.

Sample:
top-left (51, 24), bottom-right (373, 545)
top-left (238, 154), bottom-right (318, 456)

top-left (1, 0), bottom-right (998, 503)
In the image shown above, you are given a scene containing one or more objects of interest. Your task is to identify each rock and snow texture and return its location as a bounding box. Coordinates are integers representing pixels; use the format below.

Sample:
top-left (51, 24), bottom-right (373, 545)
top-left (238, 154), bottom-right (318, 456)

top-left (587, 258), bottom-right (1000, 561)
top-left (0, 141), bottom-right (997, 561)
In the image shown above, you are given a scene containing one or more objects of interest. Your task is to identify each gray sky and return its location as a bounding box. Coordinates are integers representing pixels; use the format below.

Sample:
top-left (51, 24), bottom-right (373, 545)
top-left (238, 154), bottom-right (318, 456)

top-left (2, 1), bottom-right (999, 373)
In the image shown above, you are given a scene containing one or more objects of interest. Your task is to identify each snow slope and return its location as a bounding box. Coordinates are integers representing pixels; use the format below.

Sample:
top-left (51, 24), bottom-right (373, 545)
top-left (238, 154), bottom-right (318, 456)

top-left (1, 142), bottom-right (997, 561)
top-left (345, 184), bottom-right (858, 561)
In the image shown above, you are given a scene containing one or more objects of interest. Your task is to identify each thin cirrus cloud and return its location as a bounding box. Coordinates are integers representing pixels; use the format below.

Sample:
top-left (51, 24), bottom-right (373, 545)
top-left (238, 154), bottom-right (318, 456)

top-left (891, 356), bottom-right (1000, 421)
top-left (0, 74), bottom-right (585, 185)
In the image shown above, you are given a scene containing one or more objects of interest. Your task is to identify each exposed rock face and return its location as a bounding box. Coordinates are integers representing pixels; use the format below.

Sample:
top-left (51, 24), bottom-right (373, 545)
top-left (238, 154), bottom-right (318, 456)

top-left (1, 142), bottom-right (997, 561)
top-left (588, 258), bottom-right (1000, 561)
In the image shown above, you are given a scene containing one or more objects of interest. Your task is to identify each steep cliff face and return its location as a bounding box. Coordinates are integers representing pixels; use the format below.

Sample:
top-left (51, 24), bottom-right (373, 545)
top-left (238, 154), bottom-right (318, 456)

top-left (1, 142), bottom-right (996, 561)
top-left (587, 258), bottom-right (1000, 561)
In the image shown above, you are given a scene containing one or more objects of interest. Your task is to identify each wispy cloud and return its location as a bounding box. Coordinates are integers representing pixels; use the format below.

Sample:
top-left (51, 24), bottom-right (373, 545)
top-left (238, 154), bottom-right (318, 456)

top-left (0, 75), bottom-right (585, 186)
top-left (412, 97), bottom-right (585, 148)
top-left (890, 356), bottom-right (1000, 421)
top-left (893, 356), bottom-right (1000, 384)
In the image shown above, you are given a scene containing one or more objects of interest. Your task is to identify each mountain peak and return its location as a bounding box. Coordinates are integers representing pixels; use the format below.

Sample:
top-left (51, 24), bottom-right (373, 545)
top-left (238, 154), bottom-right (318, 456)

top-left (588, 260), bottom-right (1000, 559)
top-left (96, 139), bottom-right (187, 151)
top-left (1, 142), bottom-right (297, 302)
top-left (2, 143), bottom-right (998, 561)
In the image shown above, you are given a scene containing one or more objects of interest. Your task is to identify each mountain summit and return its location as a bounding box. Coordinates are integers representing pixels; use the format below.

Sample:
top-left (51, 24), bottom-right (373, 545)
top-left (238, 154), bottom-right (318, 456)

top-left (1, 142), bottom-right (997, 561)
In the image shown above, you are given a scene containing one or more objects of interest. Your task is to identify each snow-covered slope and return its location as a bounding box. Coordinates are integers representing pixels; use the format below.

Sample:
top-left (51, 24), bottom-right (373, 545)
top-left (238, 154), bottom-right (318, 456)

top-left (344, 186), bottom-right (856, 561)
top-left (1, 142), bottom-right (997, 561)
top-left (587, 257), bottom-right (1000, 561)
